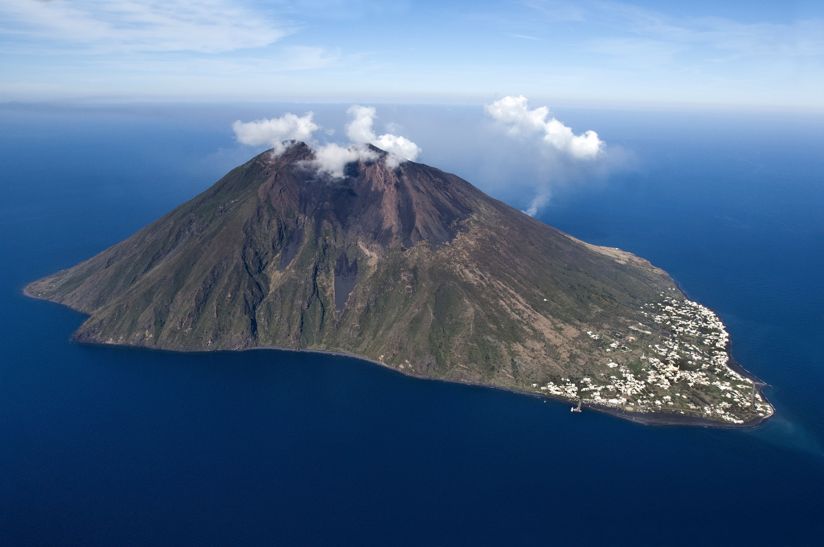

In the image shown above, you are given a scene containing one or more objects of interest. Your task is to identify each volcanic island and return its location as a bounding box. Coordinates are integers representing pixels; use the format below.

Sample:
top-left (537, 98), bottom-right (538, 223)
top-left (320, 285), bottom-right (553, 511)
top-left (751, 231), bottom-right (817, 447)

top-left (26, 143), bottom-right (774, 426)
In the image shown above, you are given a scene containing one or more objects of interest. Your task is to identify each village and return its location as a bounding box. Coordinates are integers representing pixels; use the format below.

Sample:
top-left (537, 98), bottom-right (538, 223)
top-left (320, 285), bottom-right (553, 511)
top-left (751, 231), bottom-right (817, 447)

top-left (532, 290), bottom-right (774, 424)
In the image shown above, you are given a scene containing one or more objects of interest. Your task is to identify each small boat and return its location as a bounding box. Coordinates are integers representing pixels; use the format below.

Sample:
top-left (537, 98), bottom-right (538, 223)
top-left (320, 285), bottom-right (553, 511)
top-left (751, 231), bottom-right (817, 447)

top-left (570, 400), bottom-right (582, 413)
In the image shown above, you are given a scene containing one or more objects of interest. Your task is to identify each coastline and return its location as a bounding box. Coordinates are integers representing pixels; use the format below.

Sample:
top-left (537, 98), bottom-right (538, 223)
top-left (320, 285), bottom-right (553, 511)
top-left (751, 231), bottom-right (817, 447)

top-left (22, 282), bottom-right (773, 430)
top-left (665, 275), bottom-right (773, 421)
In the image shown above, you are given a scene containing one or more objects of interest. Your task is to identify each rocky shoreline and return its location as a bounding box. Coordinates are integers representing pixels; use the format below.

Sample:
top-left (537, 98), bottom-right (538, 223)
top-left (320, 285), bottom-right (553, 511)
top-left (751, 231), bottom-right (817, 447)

top-left (26, 283), bottom-right (771, 429)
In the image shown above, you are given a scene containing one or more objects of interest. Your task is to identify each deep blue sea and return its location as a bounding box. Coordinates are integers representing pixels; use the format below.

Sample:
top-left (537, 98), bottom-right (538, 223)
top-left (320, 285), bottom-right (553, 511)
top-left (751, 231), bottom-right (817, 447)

top-left (1, 103), bottom-right (823, 546)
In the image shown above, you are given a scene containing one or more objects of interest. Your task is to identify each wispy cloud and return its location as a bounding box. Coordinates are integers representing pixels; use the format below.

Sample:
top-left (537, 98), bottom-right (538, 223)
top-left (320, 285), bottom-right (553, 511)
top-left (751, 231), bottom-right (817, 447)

top-left (0, 0), bottom-right (290, 53)
top-left (519, 0), bottom-right (586, 23)
top-left (277, 46), bottom-right (342, 71)
top-left (506, 32), bottom-right (542, 41)
top-left (526, 0), bottom-right (824, 62)
top-left (1, 0), bottom-right (822, 108)
top-left (586, 37), bottom-right (684, 67)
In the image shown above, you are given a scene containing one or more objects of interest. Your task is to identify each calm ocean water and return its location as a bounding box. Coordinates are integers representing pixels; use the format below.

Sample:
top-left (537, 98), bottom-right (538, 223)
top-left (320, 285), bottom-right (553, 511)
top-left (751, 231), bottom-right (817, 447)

top-left (1, 104), bottom-right (823, 546)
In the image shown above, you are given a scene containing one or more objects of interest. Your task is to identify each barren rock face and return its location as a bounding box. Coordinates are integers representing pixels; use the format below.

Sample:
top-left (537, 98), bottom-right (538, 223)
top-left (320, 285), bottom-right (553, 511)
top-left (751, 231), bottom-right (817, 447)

top-left (26, 142), bottom-right (772, 426)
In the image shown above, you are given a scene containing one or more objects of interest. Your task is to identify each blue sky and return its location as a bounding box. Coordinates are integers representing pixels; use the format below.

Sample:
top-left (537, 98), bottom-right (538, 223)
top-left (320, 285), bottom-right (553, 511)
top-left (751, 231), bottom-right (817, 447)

top-left (1, 0), bottom-right (823, 110)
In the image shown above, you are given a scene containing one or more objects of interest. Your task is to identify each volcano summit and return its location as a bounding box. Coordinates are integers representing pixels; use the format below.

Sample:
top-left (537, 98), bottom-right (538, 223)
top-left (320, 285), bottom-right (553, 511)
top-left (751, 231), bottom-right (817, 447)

top-left (26, 143), bottom-right (773, 426)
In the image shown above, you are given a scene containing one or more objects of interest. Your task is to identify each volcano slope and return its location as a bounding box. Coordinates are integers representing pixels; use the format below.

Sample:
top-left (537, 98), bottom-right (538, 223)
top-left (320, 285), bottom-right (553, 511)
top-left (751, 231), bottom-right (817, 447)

top-left (26, 142), bottom-right (773, 426)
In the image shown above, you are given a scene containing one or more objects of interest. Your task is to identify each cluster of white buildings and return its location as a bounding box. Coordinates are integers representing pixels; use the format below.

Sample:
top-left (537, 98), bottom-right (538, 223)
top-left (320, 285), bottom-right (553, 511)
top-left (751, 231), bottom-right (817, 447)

top-left (533, 293), bottom-right (774, 424)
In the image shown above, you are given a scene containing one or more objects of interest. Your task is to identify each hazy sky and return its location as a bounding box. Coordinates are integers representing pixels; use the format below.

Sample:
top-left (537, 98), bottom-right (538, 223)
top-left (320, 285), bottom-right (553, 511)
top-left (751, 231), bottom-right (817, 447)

top-left (1, 0), bottom-right (823, 109)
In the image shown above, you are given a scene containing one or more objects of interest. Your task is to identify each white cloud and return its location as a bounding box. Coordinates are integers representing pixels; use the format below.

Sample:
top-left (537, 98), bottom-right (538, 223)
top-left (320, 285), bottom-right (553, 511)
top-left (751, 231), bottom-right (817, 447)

top-left (345, 105), bottom-right (421, 164)
top-left (373, 134), bottom-right (421, 168)
top-left (345, 105), bottom-right (378, 143)
top-left (485, 95), bottom-right (603, 160)
top-left (232, 104), bottom-right (421, 178)
top-left (0, 0), bottom-right (288, 53)
top-left (232, 112), bottom-right (319, 154)
top-left (311, 143), bottom-right (378, 178)
top-left (483, 95), bottom-right (613, 216)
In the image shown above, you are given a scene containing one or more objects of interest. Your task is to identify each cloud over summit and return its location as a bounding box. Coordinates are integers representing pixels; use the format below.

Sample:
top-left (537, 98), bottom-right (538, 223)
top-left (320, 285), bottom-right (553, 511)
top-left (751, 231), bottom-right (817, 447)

top-left (232, 113), bottom-right (319, 154)
top-left (232, 105), bottom-right (421, 177)
top-left (229, 99), bottom-right (615, 217)
top-left (346, 105), bottom-right (421, 166)
top-left (311, 143), bottom-right (377, 178)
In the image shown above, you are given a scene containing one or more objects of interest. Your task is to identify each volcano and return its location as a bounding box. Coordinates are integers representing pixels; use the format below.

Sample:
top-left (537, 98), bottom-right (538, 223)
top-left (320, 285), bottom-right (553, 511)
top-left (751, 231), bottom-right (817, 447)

top-left (26, 142), bottom-right (773, 425)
